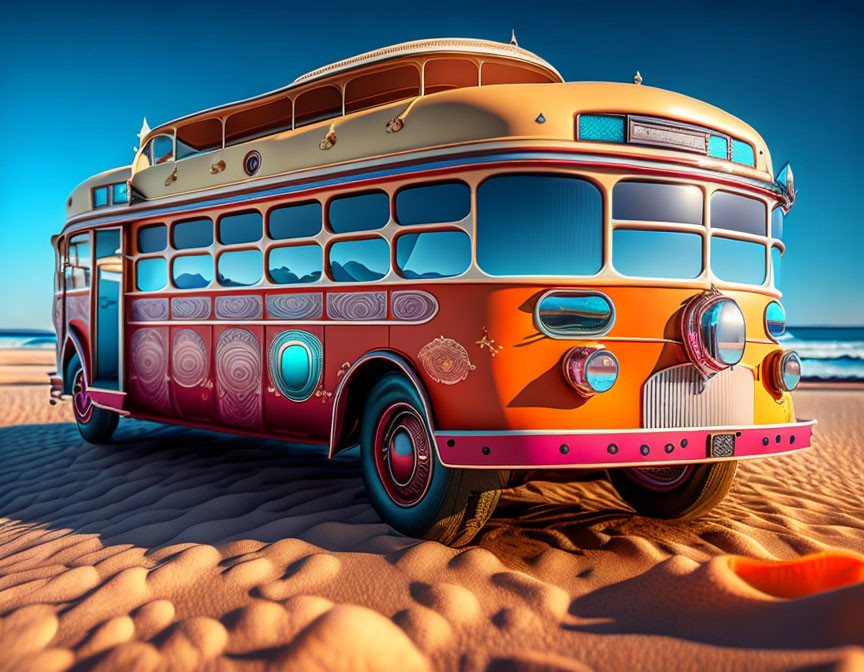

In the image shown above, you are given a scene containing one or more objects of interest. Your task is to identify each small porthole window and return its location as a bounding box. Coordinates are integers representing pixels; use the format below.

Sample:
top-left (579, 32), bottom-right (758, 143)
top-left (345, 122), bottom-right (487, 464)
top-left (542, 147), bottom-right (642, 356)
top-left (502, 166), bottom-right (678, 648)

top-left (269, 330), bottom-right (323, 402)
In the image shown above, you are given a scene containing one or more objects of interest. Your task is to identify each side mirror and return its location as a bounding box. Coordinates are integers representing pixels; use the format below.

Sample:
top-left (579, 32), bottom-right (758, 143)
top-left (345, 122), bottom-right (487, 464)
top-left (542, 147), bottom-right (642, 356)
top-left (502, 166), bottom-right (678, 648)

top-left (775, 163), bottom-right (796, 213)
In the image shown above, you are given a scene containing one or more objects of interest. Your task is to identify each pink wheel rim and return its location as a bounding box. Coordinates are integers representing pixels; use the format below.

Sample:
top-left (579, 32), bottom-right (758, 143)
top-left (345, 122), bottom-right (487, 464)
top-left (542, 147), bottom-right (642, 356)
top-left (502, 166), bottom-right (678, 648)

top-left (72, 368), bottom-right (93, 425)
top-left (374, 402), bottom-right (432, 507)
top-left (623, 464), bottom-right (694, 491)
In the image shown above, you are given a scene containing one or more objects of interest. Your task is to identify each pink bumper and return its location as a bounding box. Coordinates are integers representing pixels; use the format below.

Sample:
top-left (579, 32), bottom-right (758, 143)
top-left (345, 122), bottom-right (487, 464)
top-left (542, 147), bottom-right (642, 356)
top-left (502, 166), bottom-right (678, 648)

top-left (435, 420), bottom-right (816, 469)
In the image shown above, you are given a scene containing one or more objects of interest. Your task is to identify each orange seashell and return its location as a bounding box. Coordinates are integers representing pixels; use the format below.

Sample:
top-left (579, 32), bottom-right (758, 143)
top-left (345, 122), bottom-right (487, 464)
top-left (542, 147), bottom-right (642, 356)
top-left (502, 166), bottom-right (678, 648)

top-left (727, 550), bottom-right (864, 599)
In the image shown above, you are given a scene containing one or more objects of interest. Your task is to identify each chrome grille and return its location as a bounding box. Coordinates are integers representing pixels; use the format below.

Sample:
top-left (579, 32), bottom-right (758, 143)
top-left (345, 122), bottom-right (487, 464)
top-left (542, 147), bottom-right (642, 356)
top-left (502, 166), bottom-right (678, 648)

top-left (642, 364), bottom-right (754, 429)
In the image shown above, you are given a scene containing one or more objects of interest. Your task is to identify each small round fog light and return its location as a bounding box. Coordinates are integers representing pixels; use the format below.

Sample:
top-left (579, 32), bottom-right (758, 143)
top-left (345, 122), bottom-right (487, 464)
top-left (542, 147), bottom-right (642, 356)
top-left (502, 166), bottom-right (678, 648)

top-left (563, 347), bottom-right (619, 396)
top-left (777, 350), bottom-right (802, 391)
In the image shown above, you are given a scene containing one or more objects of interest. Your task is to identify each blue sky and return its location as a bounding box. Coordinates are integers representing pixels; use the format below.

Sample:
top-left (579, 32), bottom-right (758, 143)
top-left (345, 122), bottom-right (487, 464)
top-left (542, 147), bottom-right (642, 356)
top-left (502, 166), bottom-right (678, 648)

top-left (1, 0), bottom-right (861, 329)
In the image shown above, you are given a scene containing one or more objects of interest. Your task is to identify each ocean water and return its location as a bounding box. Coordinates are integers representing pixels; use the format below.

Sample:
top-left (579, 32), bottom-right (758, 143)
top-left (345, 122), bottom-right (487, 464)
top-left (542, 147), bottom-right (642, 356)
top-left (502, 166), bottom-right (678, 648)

top-left (0, 327), bottom-right (860, 381)
top-left (780, 327), bottom-right (864, 382)
top-left (0, 330), bottom-right (57, 350)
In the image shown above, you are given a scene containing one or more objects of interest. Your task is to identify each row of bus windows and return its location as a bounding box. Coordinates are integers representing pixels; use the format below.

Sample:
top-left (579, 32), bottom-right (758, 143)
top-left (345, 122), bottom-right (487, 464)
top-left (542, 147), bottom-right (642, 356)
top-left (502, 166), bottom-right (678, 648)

top-left (136, 230), bottom-right (473, 291)
top-left (136, 182), bottom-right (472, 255)
top-left (93, 182), bottom-right (128, 209)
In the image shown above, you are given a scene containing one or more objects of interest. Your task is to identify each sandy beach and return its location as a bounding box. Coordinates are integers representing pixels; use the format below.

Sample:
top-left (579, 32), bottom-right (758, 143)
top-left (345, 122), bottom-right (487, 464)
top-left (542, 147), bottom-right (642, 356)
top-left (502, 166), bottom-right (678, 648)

top-left (0, 348), bottom-right (862, 671)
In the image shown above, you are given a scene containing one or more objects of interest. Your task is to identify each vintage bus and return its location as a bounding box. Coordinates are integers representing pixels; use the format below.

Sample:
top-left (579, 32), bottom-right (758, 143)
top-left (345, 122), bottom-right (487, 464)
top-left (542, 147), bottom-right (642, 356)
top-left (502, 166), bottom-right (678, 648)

top-left (51, 38), bottom-right (812, 545)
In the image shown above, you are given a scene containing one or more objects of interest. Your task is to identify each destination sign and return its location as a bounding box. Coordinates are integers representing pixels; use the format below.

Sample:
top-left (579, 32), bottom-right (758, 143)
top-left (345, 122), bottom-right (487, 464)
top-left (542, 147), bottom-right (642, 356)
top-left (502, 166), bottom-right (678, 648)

top-left (629, 118), bottom-right (708, 154)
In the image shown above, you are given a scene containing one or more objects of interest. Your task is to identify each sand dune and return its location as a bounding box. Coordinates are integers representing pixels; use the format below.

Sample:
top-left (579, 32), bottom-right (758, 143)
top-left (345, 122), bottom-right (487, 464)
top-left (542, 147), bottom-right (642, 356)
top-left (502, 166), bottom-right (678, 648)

top-left (0, 349), bottom-right (862, 671)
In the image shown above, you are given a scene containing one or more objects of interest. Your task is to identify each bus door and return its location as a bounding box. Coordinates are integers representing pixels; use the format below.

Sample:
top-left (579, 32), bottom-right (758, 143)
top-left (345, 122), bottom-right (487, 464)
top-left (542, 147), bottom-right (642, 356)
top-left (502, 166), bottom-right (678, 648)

top-left (91, 228), bottom-right (124, 390)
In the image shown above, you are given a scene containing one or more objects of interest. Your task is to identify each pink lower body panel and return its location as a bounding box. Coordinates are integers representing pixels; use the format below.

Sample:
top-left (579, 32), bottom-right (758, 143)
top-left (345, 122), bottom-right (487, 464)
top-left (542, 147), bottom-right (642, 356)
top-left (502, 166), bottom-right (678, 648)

top-left (435, 420), bottom-right (816, 469)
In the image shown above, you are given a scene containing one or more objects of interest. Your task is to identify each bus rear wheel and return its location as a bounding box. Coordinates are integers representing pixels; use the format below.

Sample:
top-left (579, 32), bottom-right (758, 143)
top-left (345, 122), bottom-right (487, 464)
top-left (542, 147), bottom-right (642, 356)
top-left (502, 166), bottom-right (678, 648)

top-left (360, 373), bottom-right (508, 546)
top-left (608, 461), bottom-right (738, 520)
top-left (66, 354), bottom-right (119, 444)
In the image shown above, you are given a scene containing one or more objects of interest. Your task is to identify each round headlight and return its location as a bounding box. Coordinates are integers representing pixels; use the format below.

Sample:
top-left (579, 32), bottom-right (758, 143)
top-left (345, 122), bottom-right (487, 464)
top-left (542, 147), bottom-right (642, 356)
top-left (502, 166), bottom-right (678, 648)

top-left (765, 301), bottom-right (787, 340)
top-left (682, 289), bottom-right (746, 376)
top-left (777, 350), bottom-right (801, 391)
top-left (563, 347), bottom-right (619, 396)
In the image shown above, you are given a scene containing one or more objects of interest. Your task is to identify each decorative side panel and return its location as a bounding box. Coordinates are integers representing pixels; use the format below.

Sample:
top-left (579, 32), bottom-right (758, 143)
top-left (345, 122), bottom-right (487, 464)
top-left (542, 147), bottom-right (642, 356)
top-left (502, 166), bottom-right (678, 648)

top-left (392, 290), bottom-right (438, 322)
top-left (327, 291), bottom-right (387, 321)
top-left (418, 336), bottom-right (475, 385)
top-left (172, 329), bottom-right (210, 388)
top-left (266, 293), bottom-right (324, 320)
top-left (130, 328), bottom-right (170, 413)
top-left (215, 295), bottom-right (263, 320)
top-left (172, 297), bottom-right (212, 320)
top-left (66, 295), bottom-right (89, 324)
top-left (130, 298), bottom-right (169, 322)
top-left (216, 328), bottom-right (262, 427)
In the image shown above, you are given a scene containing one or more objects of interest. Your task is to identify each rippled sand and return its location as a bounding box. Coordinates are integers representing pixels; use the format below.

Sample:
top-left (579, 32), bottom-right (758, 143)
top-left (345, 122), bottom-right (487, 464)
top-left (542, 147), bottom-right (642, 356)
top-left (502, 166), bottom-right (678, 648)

top-left (0, 350), bottom-right (862, 671)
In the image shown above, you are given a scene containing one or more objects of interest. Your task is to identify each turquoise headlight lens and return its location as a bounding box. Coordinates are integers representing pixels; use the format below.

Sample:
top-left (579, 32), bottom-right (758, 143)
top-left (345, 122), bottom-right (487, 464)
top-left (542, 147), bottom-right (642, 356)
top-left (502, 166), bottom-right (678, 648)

top-left (765, 301), bottom-right (786, 339)
top-left (585, 350), bottom-right (619, 393)
top-left (700, 299), bottom-right (746, 366)
top-left (780, 351), bottom-right (801, 391)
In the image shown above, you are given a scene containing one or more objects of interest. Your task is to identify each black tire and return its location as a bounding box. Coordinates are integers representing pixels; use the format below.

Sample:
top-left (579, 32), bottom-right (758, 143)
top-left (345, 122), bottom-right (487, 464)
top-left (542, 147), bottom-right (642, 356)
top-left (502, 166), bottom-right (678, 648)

top-left (608, 461), bottom-right (738, 520)
top-left (66, 354), bottom-right (119, 444)
top-left (360, 373), bottom-right (508, 546)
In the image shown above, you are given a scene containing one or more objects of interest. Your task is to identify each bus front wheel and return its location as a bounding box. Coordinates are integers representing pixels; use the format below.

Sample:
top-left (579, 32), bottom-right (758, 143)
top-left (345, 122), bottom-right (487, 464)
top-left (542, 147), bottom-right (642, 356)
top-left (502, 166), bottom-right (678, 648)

top-left (66, 354), bottom-right (119, 444)
top-left (360, 373), bottom-right (508, 546)
top-left (608, 461), bottom-right (738, 520)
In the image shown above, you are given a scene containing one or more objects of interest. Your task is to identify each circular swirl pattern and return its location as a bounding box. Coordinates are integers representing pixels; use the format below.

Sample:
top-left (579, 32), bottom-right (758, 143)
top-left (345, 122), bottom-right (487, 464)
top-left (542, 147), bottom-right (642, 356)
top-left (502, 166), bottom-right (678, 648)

top-left (172, 297), bottom-right (211, 320)
top-left (327, 292), bottom-right (387, 321)
top-left (172, 329), bottom-right (210, 388)
top-left (216, 328), bottom-right (261, 427)
top-left (266, 293), bottom-right (323, 320)
top-left (392, 291), bottom-right (438, 322)
top-left (130, 328), bottom-right (170, 412)
top-left (418, 336), bottom-right (475, 385)
top-left (215, 295), bottom-right (262, 320)
top-left (131, 298), bottom-right (169, 322)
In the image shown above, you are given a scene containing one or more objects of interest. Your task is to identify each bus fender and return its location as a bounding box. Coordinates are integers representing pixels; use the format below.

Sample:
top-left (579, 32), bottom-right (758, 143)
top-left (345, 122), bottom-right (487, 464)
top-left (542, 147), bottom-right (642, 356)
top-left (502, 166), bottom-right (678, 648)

top-left (62, 326), bottom-right (90, 394)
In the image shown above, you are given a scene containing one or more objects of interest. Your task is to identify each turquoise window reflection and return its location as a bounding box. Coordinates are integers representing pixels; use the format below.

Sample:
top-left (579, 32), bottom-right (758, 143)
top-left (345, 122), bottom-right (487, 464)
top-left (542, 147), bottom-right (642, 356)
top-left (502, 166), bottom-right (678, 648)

top-left (269, 245), bottom-right (322, 284)
top-left (281, 345), bottom-right (311, 389)
top-left (613, 181), bottom-right (703, 225)
top-left (269, 201), bottom-right (322, 239)
top-left (396, 231), bottom-right (470, 278)
top-left (219, 211), bottom-right (262, 245)
top-left (218, 249), bottom-right (263, 287)
top-left (537, 293), bottom-right (614, 337)
top-left (173, 218), bottom-right (213, 249)
top-left (93, 187), bottom-right (108, 208)
top-left (395, 182), bottom-right (470, 225)
top-left (771, 208), bottom-right (784, 240)
top-left (173, 254), bottom-right (213, 289)
top-left (613, 229), bottom-right (702, 279)
top-left (731, 139), bottom-right (755, 166)
top-left (711, 192), bottom-right (766, 236)
top-left (578, 115), bottom-right (625, 142)
top-left (765, 301), bottom-right (787, 339)
top-left (708, 135), bottom-right (728, 158)
top-left (136, 258), bottom-right (167, 291)
top-left (711, 236), bottom-right (766, 285)
top-left (328, 191), bottom-right (389, 233)
top-left (95, 229), bottom-right (120, 259)
top-left (477, 174), bottom-right (602, 276)
top-left (329, 238), bottom-right (389, 282)
top-left (138, 224), bottom-right (167, 253)
top-left (771, 246), bottom-right (782, 288)
top-left (112, 183), bottom-right (128, 204)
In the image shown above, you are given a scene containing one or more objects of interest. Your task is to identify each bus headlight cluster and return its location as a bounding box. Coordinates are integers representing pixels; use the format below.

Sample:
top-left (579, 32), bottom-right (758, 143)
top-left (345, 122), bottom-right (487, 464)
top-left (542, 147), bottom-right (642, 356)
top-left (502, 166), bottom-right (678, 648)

top-left (563, 346), bottom-right (619, 396)
top-left (764, 301), bottom-right (787, 340)
top-left (767, 350), bottom-right (801, 393)
top-left (682, 289), bottom-right (746, 377)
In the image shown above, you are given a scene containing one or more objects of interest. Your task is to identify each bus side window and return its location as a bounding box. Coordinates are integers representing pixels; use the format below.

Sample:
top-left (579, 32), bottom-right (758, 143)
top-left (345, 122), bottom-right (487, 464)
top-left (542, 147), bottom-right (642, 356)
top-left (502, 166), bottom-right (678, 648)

top-left (65, 233), bottom-right (92, 290)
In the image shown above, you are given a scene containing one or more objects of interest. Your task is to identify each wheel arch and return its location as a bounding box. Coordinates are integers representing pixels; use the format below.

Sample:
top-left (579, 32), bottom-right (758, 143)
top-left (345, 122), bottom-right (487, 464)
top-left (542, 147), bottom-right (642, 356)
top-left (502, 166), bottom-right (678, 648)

top-left (61, 326), bottom-right (90, 394)
top-left (329, 349), bottom-right (436, 458)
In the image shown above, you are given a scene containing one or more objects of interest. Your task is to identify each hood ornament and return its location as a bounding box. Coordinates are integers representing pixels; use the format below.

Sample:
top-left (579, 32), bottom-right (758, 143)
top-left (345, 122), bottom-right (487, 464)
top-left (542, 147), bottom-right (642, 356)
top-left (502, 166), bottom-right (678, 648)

top-left (634, 71), bottom-right (643, 85)
top-left (510, 29), bottom-right (518, 47)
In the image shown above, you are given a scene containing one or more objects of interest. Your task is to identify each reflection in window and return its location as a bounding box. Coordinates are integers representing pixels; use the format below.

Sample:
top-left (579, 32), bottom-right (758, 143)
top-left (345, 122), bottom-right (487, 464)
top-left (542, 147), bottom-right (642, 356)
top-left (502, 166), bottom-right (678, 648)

top-left (173, 218), bottom-right (213, 249)
top-left (771, 246), bottom-right (782, 288)
top-left (476, 174), bottom-right (602, 276)
top-left (395, 182), bottom-right (471, 225)
top-left (612, 181), bottom-right (703, 225)
top-left (136, 258), bottom-right (167, 292)
top-left (152, 135), bottom-right (174, 164)
top-left (95, 229), bottom-right (120, 259)
top-left (173, 254), bottom-right (213, 289)
top-left (710, 192), bottom-right (766, 236)
top-left (328, 191), bottom-right (389, 234)
top-left (112, 183), bottom-right (128, 204)
top-left (613, 229), bottom-right (702, 279)
top-left (138, 224), bottom-right (167, 253)
top-left (329, 238), bottom-right (389, 282)
top-left (218, 250), bottom-right (263, 287)
top-left (269, 201), bottom-right (322, 239)
top-left (396, 231), bottom-right (470, 278)
top-left (269, 245), bottom-right (322, 284)
top-left (93, 187), bottom-right (108, 208)
top-left (771, 208), bottom-right (784, 240)
top-left (66, 233), bottom-right (91, 290)
top-left (219, 211), bottom-right (262, 245)
top-left (711, 236), bottom-right (766, 285)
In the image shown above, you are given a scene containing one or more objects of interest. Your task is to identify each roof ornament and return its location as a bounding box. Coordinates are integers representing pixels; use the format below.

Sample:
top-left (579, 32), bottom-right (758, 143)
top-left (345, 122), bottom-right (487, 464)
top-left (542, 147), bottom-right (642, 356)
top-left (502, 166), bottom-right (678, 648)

top-left (634, 71), bottom-right (643, 85)
top-left (137, 118), bottom-right (151, 142)
top-left (510, 29), bottom-right (518, 47)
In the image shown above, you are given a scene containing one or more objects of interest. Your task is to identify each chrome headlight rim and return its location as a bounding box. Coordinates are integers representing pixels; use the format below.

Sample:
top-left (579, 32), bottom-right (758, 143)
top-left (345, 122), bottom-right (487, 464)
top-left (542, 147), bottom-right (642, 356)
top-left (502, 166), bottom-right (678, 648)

top-left (681, 288), bottom-right (746, 377)
top-left (562, 346), bottom-right (619, 396)
top-left (764, 301), bottom-right (787, 342)
top-left (534, 288), bottom-right (616, 340)
top-left (776, 350), bottom-right (802, 392)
